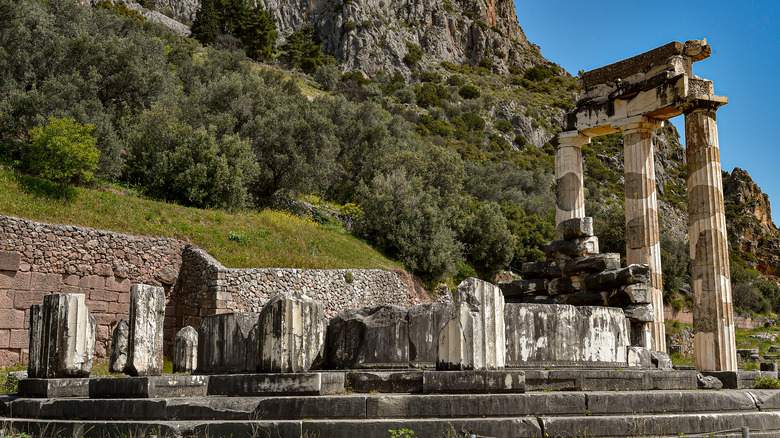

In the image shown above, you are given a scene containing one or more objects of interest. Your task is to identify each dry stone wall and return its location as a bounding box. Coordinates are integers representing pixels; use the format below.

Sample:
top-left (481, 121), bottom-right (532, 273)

top-left (0, 215), bottom-right (423, 366)
top-left (0, 215), bottom-right (185, 365)
top-left (172, 246), bottom-right (425, 337)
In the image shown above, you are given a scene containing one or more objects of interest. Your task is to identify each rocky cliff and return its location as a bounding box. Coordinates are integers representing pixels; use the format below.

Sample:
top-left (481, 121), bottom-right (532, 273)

top-left (258, 0), bottom-right (546, 76)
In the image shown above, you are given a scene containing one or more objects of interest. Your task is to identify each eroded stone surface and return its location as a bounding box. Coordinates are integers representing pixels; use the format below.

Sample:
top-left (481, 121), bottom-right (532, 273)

top-left (173, 326), bottom-right (198, 374)
top-left (197, 312), bottom-right (259, 373)
top-left (109, 319), bottom-right (129, 374)
top-left (28, 293), bottom-right (96, 378)
top-left (408, 303), bottom-right (453, 368)
top-left (327, 305), bottom-right (409, 369)
top-left (257, 292), bottom-right (326, 373)
top-left (126, 284), bottom-right (165, 376)
top-left (437, 278), bottom-right (505, 370)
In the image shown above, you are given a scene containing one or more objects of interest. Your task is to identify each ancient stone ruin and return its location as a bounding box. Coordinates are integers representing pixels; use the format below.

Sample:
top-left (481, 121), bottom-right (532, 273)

top-left (553, 39), bottom-right (736, 371)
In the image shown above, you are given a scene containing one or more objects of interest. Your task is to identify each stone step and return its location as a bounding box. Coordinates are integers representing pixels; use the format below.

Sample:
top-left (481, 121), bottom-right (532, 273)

top-left (5, 412), bottom-right (780, 438)
top-left (5, 390), bottom-right (780, 422)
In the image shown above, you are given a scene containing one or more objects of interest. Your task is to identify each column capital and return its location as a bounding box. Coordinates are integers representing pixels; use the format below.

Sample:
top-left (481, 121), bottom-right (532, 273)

top-left (551, 130), bottom-right (590, 149)
top-left (680, 95), bottom-right (728, 115)
top-left (613, 116), bottom-right (664, 134)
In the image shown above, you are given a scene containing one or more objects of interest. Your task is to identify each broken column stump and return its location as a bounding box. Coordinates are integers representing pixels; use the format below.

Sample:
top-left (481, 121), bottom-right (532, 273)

top-left (327, 305), bottom-right (409, 369)
top-left (108, 319), bottom-right (129, 374)
top-left (197, 312), bottom-right (259, 373)
top-left (173, 326), bottom-right (198, 374)
top-left (257, 292), bottom-right (326, 373)
top-left (408, 303), bottom-right (453, 368)
top-left (28, 293), bottom-right (96, 378)
top-left (438, 277), bottom-right (505, 370)
top-left (126, 284), bottom-right (166, 376)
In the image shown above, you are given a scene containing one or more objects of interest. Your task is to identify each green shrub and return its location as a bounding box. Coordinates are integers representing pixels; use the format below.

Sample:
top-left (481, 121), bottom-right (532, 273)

top-left (755, 376), bottom-right (780, 389)
top-left (415, 82), bottom-right (449, 108)
top-left (462, 114), bottom-right (485, 131)
top-left (344, 21), bottom-right (358, 31)
top-left (524, 65), bottom-right (554, 82)
top-left (458, 83), bottom-right (480, 99)
top-left (403, 41), bottom-right (423, 66)
top-left (495, 119), bottom-right (513, 133)
top-left (27, 117), bottom-right (100, 199)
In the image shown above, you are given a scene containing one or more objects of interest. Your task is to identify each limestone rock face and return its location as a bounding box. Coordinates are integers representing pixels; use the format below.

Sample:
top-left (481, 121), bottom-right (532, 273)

top-left (109, 319), bottom-right (129, 374)
top-left (437, 278), bottom-right (505, 370)
top-left (327, 305), bottom-right (409, 369)
top-left (28, 294), bottom-right (96, 378)
top-left (197, 312), bottom-right (259, 373)
top-left (504, 303), bottom-right (630, 367)
top-left (257, 292), bottom-right (327, 373)
top-left (407, 303), bottom-right (453, 368)
top-left (126, 284), bottom-right (166, 376)
top-left (173, 326), bottom-right (198, 374)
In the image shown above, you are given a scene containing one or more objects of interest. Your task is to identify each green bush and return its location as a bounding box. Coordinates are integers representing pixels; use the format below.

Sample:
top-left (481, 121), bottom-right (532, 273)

top-left (461, 113), bottom-right (485, 131)
top-left (415, 82), bottom-right (449, 108)
top-left (495, 119), bottom-right (513, 133)
top-left (524, 65), bottom-right (554, 82)
top-left (403, 41), bottom-right (423, 66)
top-left (27, 117), bottom-right (100, 199)
top-left (755, 376), bottom-right (780, 389)
top-left (344, 21), bottom-right (358, 31)
top-left (458, 83), bottom-right (480, 99)
top-left (462, 202), bottom-right (516, 278)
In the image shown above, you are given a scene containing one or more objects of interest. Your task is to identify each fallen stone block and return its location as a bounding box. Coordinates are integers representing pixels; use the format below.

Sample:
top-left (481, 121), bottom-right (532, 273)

top-left (126, 284), bottom-right (165, 376)
top-left (547, 277), bottom-right (580, 295)
top-left (583, 264), bottom-right (650, 291)
top-left (624, 304), bottom-right (655, 322)
top-left (697, 373), bottom-right (723, 389)
top-left (257, 292), bottom-right (326, 373)
top-left (408, 303), bottom-right (453, 368)
top-left (499, 279), bottom-right (547, 298)
top-left (197, 312), bottom-right (259, 373)
top-left (560, 253), bottom-right (620, 275)
top-left (520, 261), bottom-right (560, 278)
top-left (207, 372), bottom-right (345, 396)
top-left (347, 371), bottom-right (423, 393)
top-left (422, 370), bottom-right (525, 393)
top-left (608, 284), bottom-right (653, 306)
top-left (556, 217), bottom-right (594, 240)
top-left (505, 303), bottom-right (630, 367)
top-left (627, 346), bottom-right (653, 368)
top-left (17, 378), bottom-right (90, 398)
top-left (651, 350), bottom-right (673, 370)
top-left (28, 293), bottom-right (96, 378)
top-left (544, 236), bottom-right (599, 258)
top-left (89, 375), bottom-right (209, 398)
top-left (327, 305), bottom-right (408, 369)
top-left (109, 319), bottom-right (129, 374)
top-left (564, 291), bottom-right (606, 306)
top-left (173, 326), bottom-right (198, 374)
top-left (437, 278), bottom-right (505, 370)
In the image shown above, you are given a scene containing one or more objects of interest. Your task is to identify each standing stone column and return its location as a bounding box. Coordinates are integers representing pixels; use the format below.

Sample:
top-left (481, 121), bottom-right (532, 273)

top-left (126, 284), bottom-right (166, 376)
top-left (257, 292), bottom-right (326, 373)
top-left (173, 326), bottom-right (198, 374)
top-left (620, 117), bottom-right (665, 352)
top-left (553, 131), bottom-right (590, 239)
top-left (684, 98), bottom-right (736, 371)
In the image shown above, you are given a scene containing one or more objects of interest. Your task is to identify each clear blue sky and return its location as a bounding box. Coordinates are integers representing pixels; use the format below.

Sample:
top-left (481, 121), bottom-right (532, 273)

top-left (516, 1), bottom-right (780, 220)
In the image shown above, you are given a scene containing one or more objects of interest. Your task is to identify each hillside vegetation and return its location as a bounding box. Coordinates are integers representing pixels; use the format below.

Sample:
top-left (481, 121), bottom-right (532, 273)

top-left (0, 168), bottom-right (400, 270)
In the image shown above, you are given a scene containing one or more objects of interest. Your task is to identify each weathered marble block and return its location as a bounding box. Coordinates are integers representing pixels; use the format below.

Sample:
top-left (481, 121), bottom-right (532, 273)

top-left (257, 292), bottom-right (326, 373)
top-left (28, 293), bottom-right (96, 378)
top-left (505, 303), bottom-right (630, 367)
top-left (327, 305), bottom-right (409, 369)
top-left (197, 312), bottom-right (259, 373)
top-left (126, 284), bottom-right (166, 376)
top-left (173, 326), bottom-right (198, 374)
top-left (109, 319), bottom-right (129, 374)
top-left (556, 217), bottom-right (594, 240)
top-left (437, 278), bottom-right (505, 371)
top-left (408, 303), bottom-right (453, 368)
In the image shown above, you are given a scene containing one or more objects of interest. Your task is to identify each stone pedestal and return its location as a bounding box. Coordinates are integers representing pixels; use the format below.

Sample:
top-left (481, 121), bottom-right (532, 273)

top-left (126, 284), bottom-right (166, 376)
top-left (553, 131), bottom-right (590, 239)
top-left (109, 319), bottom-right (129, 374)
top-left (437, 278), bottom-right (505, 370)
top-left (173, 326), bottom-right (198, 374)
top-left (28, 293), bottom-right (96, 378)
top-left (327, 305), bottom-right (409, 369)
top-left (197, 312), bottom-right (259, 373)
top-left (257, 292), bottom-right (326, 373)
top-left (684, 99), bottom-right (737, 371)
top-left (620, 117), bottom-right (666, 352)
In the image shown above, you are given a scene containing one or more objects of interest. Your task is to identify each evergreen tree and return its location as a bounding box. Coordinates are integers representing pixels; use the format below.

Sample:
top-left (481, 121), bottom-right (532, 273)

top-left (191, 0), bottom-right (219, 44)
top-left (239, 6), bottom-right (277, 61)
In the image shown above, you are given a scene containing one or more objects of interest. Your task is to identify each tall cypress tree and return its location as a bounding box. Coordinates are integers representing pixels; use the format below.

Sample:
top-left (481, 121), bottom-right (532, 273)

top-left (190, 0), bottom-right (219, 44)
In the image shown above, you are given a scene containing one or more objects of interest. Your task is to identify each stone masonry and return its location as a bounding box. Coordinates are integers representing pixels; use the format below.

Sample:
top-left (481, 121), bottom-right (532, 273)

top-left (0, 215), bottom-right (423, 366)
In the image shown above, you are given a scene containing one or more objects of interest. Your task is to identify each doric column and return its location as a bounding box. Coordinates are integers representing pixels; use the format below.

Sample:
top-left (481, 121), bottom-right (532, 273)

top-left (553, 131), bottom-right (590, 239)
top-left (620, 117), bottom-right (665, 352)
top-left (683, 99), bottom-right (736, 371)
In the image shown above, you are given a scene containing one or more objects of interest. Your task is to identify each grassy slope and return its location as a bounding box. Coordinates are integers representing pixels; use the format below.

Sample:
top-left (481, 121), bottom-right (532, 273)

top-left (0, 169), bottom-right (401, 270)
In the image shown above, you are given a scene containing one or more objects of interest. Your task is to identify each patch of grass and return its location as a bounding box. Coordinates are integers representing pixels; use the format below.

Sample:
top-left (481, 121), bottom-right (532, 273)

top-left (755, 376), bottom-right (780, 389)
top-left (0, 363), bottom-right (26, 394)
top-left (0, 169), bottom-right (401, 270)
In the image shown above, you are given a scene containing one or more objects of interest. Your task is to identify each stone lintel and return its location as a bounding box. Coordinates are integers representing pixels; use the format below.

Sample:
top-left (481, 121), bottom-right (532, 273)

top-left (578, 40), bottom-right (710, 89)
top-left (680, 94), bottom-right (729, 115)
top-left (551, 130), bottom-right (590, 149)
top-left (612, 116), bottom-right (664, 133)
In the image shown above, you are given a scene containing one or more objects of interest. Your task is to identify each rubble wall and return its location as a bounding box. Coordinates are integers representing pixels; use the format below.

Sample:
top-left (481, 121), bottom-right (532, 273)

top-left (172, 246), bottom-right (426, 338)
top-left (0, 215), bottom-right (185, 366)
